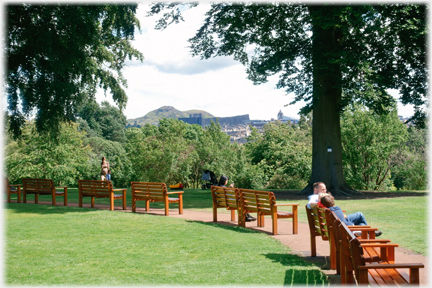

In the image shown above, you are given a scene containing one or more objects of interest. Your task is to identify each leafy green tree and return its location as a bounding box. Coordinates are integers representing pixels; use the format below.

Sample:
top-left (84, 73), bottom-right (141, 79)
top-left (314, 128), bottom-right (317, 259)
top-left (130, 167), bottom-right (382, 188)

top-left (4, 121), bottom-right (93, 186)
top-left (6, 4), bottom-right (143, 138)
top-left (391, 125), bottom-right (428, 190)
top-left (341, 104), bottom-right (408, 190)
top-left (78, 100), bottom-right (128, 143)
top-left (244, 122), bottom-right (312, 189)
top-left (149, 3), bottom-right (427, 195)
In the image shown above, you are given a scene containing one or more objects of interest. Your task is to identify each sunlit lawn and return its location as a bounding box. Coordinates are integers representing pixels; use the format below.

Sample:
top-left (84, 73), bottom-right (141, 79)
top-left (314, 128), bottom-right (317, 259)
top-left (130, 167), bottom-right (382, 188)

top-left (5, 203), bottom-right (327, 286)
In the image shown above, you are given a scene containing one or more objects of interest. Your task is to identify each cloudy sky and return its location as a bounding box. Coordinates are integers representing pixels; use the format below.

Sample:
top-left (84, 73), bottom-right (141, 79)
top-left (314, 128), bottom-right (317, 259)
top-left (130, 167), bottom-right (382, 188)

top-left (98, 2), bottom-right (415, 121)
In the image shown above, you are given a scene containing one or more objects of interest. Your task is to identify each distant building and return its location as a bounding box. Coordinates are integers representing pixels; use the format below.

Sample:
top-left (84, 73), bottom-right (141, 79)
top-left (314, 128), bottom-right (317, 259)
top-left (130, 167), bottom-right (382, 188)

top-left (125, 120), bottom-right (141, 129)
top-left (179, 114), bottom-right (250, 127)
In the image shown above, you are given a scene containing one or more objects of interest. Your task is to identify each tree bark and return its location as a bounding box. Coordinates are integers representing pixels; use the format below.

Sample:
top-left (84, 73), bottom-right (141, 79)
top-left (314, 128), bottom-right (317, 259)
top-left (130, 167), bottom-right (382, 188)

top-left (300, 6), bottom-right (362, 196)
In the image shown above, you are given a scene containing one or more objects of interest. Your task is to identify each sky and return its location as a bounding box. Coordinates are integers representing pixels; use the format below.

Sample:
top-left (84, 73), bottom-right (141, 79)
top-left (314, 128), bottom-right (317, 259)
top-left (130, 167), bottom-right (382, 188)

top-left (96, 2), bottom-right (416, 121)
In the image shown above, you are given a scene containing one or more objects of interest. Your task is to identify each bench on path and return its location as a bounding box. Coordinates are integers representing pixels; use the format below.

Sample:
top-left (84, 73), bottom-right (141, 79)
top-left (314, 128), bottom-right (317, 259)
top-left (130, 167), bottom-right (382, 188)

top-left (238, 188), bottom-right (299, 235)
top-left (131, 182), bottom-right (183, 216)
top-left (326, 208), bottom-right (396, 279)
top-left (5, 178), bottom-right (21, 203)
top-left (337, 218), bottom-right (424, 285)
top-left (78, 180), bottom-right (126, 211)
top-left (22, 178), bottom-right (67, 206)
top-left (210, 185), bottom-right (241, 225)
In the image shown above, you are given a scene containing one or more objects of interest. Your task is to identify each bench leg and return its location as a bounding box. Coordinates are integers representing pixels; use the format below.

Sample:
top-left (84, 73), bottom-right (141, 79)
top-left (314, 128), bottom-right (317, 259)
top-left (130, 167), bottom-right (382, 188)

top-left (330, 236), bottom-right (337, 270)
top-left (110, 192), bottom-right (114, 211)
top-left (292, 205), bottom-right (298, 234)
top-left (23, 191), bottom-right (27, 203)
top-left (272, 213), bottom-right (277, 235)
top-left (164, 197), bottom-right (169, 216)
top-left (123, 190), bottom-right (126, 210)
top-left (213, 207), bottom-right (217, 222)
top-left (7, 192), bottom-right (11, 203)
top-left (230, 210), bottom-right (235, 221)
top-left (35, 194), bottom-right (38, 204)
top-left (52, 193), bottom-right (56, 206)
top-left (64, 188), bottom-right (67, 206)
top-left (311, 235), bottom-right (317, 257)
top-left (179, 194), bottom-right (183, 214)
top-left (410, 268), bottom-right (420, 284)
top-left (132, 198), bottom-right (136, 212)
top-left (145, 200), bottom-right (149, 211)
top-left (91, 197), bottom-right (95, 208)
top-left (259, 215), bottom-right (265, 227)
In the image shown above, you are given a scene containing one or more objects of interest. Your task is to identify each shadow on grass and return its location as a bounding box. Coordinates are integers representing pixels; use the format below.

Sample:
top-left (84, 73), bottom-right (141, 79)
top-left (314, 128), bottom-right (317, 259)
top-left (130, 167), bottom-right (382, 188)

top-left (264, 253), bottom-right (328, 285)
top-left (4, 202), bottom-right (105, 215)
top-left (184, 219), bottom-right (264, 234)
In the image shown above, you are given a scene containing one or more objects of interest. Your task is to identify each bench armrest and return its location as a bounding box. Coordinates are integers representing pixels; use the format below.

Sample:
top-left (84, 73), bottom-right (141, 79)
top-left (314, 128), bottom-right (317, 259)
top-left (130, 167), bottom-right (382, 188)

top-left (274, 203), bottom-right (299, 207)
top-left (347, 225), bottom-right (371, 228)
top-left (113, 189), bottom-right (127, 192)
top-left (348, 227), bottom-right (377, 231)
top-left (167, 191), bottom-right (184, 195)
top-left (9, 184), bottom-right (22, 187)
top-left (55, 186), bottom-right (67, 189)
top-left (358, 263), bottom-right (424, 269)
top-left (361, 243), bottom-right (399, 248)
top-left (358, 239), bottom-right (392, 243)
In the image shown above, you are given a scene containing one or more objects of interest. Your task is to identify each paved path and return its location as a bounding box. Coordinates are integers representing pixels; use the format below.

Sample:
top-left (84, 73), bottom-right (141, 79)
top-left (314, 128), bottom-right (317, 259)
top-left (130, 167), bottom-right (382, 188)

top-left (16, 201), bottom-right (429, 285)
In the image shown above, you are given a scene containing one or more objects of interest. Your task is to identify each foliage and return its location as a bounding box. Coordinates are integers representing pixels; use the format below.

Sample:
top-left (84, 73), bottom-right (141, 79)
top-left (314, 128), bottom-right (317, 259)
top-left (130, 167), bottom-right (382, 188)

top-left (391, 125), bottom-right (428, 190)
top-left (341, 104), bottom-right (408, 190)
top-left (6, 4), bottom-right (144, 138)
top-left (78, 100), bottom-right (128, 143)
top-left (244, 122), bottom-right (312, 189)
top-left (4, 121), bottom-right (93, 186)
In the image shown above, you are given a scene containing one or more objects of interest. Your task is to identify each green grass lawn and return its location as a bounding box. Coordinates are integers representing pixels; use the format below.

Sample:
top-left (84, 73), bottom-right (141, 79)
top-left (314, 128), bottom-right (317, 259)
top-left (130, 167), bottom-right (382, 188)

top-left (17, 187), bottom-right (428, 255)
top-left (5, 203), bottom-right (327, 286)
top-left (5, 187), bottom-right (427, 285)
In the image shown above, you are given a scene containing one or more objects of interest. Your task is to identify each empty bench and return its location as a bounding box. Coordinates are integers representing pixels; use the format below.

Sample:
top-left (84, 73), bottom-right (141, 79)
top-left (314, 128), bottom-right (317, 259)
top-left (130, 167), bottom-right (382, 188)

top-left (337, 218), bottom-right (424, 285)
top-left (211, 185), bottom-right (241, 225)
top-left (5, 178), bottom-right (21, 203)
top-left (238, 188), bottom-right (299, 235)
top-left (131, 182), bottom-right (183, 216)
top-left (22, 178), bottom-right (67, 206)
top-left (78, 180), bottom-right (126, 211)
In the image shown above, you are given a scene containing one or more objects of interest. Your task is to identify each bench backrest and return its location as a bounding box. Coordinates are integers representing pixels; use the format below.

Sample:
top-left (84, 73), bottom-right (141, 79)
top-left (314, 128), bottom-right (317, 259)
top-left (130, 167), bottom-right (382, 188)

top-left (317, 207), bottom-right (330, 240)
top-left (23, 178), bottom-right (55, 193)
top-left (131, 182), bottom-right (167, 201)
top-left (305, 205), bottom-right (325, 239)
top-left (238, 189), bottom-right (276, 215)
top-left (337, 218), bottom-right (356, 281)
top-left (78, 180), bottom-right (113, 197)
top-left (210, 186), bottom-right (239, 210)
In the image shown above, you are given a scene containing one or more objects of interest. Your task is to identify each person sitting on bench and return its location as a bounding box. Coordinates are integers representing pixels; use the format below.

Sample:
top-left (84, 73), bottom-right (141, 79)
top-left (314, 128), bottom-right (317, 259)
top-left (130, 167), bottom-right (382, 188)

top-left (320, 194), bottom-right (382, 237)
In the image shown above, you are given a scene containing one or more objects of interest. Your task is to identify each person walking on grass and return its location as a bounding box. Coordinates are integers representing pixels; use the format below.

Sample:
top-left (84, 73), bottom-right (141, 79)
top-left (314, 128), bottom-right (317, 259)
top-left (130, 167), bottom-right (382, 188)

top-left (100, 156), bottom-right (110, 181)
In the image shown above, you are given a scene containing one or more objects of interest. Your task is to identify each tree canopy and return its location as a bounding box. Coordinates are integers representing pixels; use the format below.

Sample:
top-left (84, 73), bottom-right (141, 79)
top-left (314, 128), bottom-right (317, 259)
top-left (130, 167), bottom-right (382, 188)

top-left (149, 3), bottom-right (428, 195)
top-left (6, 4), bottom-right (144, 138)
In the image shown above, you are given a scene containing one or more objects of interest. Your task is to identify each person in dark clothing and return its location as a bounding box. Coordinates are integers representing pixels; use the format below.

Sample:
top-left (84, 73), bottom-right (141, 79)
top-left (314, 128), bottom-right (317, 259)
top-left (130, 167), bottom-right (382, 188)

top-left (320, 195), bottom-right (382, 237)
top-left (217, 175), bottom-right (256, 222)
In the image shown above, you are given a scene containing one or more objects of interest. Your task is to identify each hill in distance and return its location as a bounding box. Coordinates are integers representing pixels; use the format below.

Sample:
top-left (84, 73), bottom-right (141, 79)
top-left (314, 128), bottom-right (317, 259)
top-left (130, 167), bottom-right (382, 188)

top-left (127, 106), bottom-right (215, 126)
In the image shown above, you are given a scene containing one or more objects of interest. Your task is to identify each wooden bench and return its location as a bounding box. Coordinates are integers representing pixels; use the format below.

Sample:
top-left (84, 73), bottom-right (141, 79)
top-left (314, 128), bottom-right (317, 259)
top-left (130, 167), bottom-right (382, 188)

top-left (78, 180), bottom-right (126, 211)
top-left (5, 178), bottom-right (21, 203)
top-left (22, 178), bottom-right (67, 206)
top-left (326, 208), bottom-right (397, 280)
top-left (210, 185), bottom-right (241, 225)
top-left (238, 188), bottom-right (299, 235)
top-left (337, 218), bottom-right (424, 285)
top-left (131, 182), bottom-right (183, 216)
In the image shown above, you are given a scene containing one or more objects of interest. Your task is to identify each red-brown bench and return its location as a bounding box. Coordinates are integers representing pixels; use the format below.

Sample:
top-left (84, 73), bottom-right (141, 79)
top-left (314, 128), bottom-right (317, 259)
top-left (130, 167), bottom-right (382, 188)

top-left (78, 180), bottom-right (126, 211)
top-left (22, 178), bottom-right (67, 206)
top-left (337, 218), bottom-right (424, 285)
top-left (211, 185), bottom-right (241, 225)
top-left (5, 178), bottom-right (21, 203)
top-left (131, 182), bottom-right (183, 216)
top-left (238, 188), bottom-right (299, 235)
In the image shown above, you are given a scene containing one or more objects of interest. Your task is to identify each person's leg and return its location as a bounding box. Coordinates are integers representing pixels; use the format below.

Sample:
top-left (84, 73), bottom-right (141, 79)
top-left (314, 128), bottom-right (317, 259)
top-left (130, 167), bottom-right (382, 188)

top-left (346, 212), bottom-right (368, 226)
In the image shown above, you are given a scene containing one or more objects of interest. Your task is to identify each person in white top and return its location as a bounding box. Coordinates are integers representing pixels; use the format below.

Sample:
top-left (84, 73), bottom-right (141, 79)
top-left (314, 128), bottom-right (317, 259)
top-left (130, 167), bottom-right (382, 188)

top-left (307, 182), bottom-right (327, 209)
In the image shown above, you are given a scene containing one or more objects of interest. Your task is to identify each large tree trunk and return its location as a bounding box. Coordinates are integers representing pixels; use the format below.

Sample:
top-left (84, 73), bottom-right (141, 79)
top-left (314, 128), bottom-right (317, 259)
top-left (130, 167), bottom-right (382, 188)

top-left (300, 6), bottom-right (361, 196)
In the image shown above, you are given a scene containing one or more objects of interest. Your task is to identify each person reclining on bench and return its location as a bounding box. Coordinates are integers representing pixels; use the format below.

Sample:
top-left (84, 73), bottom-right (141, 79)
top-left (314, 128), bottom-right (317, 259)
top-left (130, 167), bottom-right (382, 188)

top-left (307, 182), bottom-right (328, 209)
top-left (217, 175), bottom-right (256, 222)
top-left (320, 194), bottom-right (382, 237)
